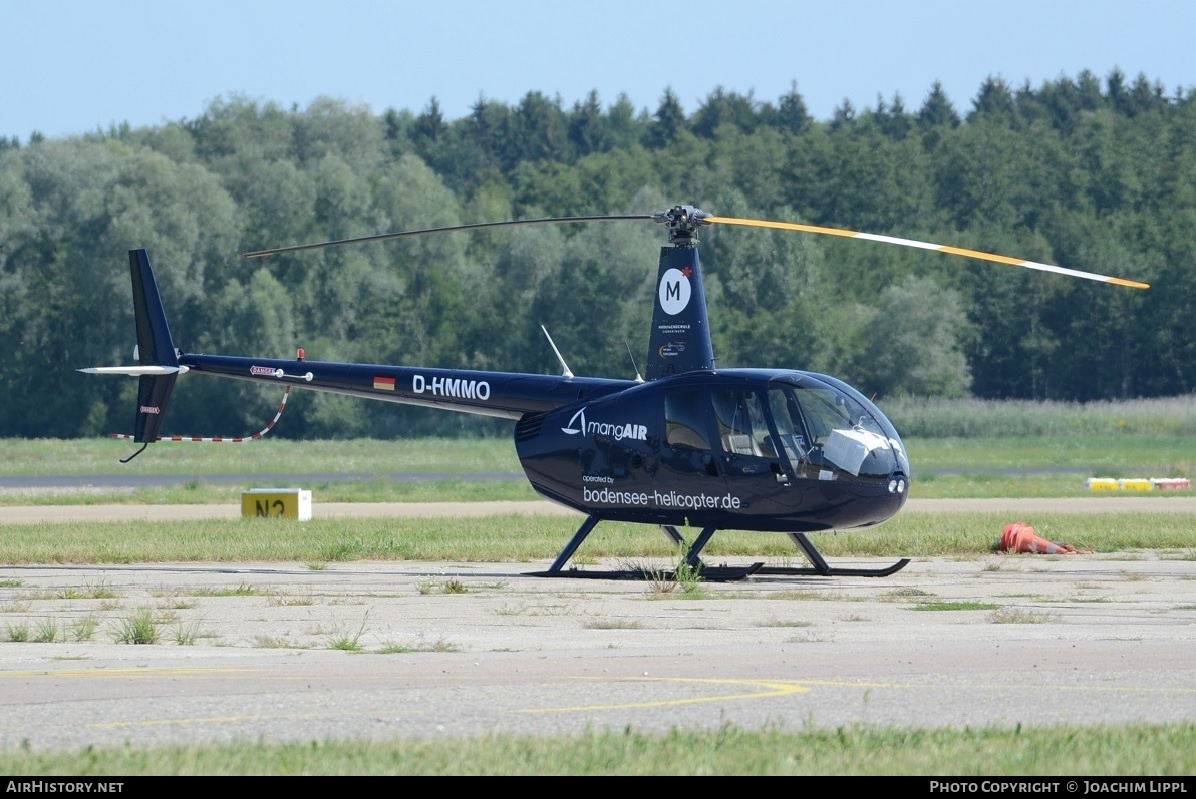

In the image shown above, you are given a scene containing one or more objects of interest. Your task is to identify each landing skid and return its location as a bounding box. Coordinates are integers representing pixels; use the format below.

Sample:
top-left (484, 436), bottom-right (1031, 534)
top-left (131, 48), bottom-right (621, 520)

top-left (529, 563), bottom-right (764, 582)
top-left (527, 516), bottom-right (910, 581)
top-left (751, 533), bottom-right (911, 577)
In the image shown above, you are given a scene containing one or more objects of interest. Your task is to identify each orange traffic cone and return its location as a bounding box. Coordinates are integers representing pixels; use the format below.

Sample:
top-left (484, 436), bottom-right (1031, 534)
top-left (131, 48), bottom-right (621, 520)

top-left (1000, 522), bottom-right (1092, 554)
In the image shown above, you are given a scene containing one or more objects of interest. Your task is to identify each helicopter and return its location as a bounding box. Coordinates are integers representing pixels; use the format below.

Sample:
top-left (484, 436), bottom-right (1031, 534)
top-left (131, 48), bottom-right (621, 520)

top-left (81, 205), bottom-right (1149, 581)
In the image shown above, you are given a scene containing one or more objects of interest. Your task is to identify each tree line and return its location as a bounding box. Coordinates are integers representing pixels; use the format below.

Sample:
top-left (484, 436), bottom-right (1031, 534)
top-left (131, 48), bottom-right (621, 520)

top-left (1, 69), bottom-right (1193, 439)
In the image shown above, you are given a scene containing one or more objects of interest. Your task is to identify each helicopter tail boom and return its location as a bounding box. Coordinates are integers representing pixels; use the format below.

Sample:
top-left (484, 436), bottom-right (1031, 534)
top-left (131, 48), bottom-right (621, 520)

top-left (81, 249), bottom-right (637, 448)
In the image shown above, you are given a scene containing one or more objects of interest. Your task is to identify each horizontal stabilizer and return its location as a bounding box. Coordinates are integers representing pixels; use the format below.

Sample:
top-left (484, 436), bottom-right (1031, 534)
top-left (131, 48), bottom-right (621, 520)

top-left (78, 365), bottom-right (189, 376)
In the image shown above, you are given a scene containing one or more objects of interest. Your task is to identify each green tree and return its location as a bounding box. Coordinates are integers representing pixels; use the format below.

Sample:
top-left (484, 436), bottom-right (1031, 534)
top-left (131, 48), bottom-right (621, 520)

top-left (568, 90), bottom-right (612, 156)
top-left (0, 138), bottom-right (237, 437)
top-left (770, 81), bottom-right (812, 136)
top-left (834, 275), bottom-right (973, 399)
top-left (647, 88), bottom-right (688, 149)
top-left (702, 190), bottom-right (830, 373)
top-left (691, 87), bottom-right (760, 138)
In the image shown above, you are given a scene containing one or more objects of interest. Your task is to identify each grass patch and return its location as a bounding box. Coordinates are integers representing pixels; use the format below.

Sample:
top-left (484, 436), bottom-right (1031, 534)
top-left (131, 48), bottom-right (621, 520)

top-left (324, 612), bottom-right (370, 652)
top-left (111, 608), bottom-right (160, 644)
top-left (376, 638), bottom-right (460, 654)
top-left (254, 635), bottom-right (302, 649)
top-left (171, 621), bottom-right (203, 646)
top-left (883, 588), bottom-right (935, 600)
top-left (910, 601), bottom-right (1000, 612)
top-left (584, 618), bottom-right (646, 630)
top-left (419, 578), bottom-right (468, 595)
top-left (161, 599), bottom-right (197, 610)
top-left (327, 636), bottom-right (364, 652)
top-left (189, 583), bottom-right (260, 597)
top-left (989, 607), bottom-right (1058, 624)
top-left (764, 590), bottom-right (837, 602)
top-left (642, 554), bottom-right (708, 598)
top-left (0, 579), bottom-right (22, 588)
top-left (268, 590), bottom-right (316, 607)
top-left (83, 577), bottom-right (119, 599)
top-left (5, 623), bottom-right (29, 642)
top-left (32, 618), bottom-right (62, 643)
top-left (73, 616), bottom-right (98, 642)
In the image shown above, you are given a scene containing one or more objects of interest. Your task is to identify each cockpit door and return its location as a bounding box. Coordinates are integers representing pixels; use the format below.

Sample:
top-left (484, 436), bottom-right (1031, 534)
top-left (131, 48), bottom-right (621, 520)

top-left (710, 386), bottom-right (797, 512)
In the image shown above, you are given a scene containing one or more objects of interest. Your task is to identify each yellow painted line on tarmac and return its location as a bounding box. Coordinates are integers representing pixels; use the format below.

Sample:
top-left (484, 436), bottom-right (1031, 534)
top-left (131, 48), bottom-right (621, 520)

top-left (525, 675), bottom-right (1196, 715)
top-left (523, 677), bottom-right (811, 713)
top-left (87, 711), bottom-right (351, 730)
top-left (794, 679), bottom-right (1196, 695)
top-left (0, 668), bottom-right (259, 679)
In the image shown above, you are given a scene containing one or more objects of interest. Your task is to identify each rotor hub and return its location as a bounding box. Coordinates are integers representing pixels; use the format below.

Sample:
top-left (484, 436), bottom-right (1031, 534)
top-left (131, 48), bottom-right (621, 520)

top-left (653, 205), bottom-right (711, 246)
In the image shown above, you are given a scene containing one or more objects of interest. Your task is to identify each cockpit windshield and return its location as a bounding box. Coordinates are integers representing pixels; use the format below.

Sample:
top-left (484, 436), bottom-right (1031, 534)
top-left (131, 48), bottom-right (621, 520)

top-left (767, 377), bottom-right (908, 480)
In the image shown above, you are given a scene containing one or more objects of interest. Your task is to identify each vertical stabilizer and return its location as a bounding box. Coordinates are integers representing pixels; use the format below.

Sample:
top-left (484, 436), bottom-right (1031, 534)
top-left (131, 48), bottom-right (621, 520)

top-left (131, 249), bottom-right (178, 369)
top-left (645, 243), bottom-right (716, 380)
top-left (128, 250), bottom-right (179, 442)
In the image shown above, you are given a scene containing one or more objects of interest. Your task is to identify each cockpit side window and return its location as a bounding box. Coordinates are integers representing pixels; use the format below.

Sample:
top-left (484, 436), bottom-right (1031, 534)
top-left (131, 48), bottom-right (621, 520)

top-left (664, 389), bottom-right (710, 451)
top-left (767, 388), bottom-right (809, 468)
top-left (711, 388), bottom-right (773, 457)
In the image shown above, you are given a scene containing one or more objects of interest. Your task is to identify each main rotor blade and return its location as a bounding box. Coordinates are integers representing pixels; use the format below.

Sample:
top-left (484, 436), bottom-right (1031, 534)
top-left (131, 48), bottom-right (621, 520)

top-left (705, 216), bottom-right (1150, 290)
top-left (243, 214), bottom-right (652, 258)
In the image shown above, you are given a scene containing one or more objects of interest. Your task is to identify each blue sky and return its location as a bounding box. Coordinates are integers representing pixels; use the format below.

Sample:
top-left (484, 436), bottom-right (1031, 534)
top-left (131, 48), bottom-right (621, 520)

top-left (4, 0), bottom-right (1195, 141)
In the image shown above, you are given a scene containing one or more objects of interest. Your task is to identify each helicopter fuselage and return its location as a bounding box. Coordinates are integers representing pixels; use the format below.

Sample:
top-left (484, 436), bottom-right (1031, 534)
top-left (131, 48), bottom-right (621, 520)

top-left (515, 368), bottom-right (910, 533)
top-left (178, 354), bottom-right (909, 533)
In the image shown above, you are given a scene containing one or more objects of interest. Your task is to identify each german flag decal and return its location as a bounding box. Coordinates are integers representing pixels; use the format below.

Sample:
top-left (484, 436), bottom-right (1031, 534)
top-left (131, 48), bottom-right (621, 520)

top-left (373, 375), bottom-right (396, 391)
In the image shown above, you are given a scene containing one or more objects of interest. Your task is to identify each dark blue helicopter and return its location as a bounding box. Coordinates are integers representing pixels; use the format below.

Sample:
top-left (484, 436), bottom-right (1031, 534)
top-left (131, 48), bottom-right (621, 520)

top-left (83, 206), bottom-right (1148, 580)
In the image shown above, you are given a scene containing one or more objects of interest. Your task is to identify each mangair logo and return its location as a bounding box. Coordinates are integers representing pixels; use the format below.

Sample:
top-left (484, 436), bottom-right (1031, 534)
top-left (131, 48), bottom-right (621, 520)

top-left (139, 405), bottom-right (161, 415)
top-left (658, 341), bottom-right (687, 358)
top-left (561, 406), bottom-right (647, 441)
top-left (250, 365), bottom-right (281, 377)
top-left (658, 267), bottom-right (692, 315)
top-left (561, 407), bottom-right (587, 436)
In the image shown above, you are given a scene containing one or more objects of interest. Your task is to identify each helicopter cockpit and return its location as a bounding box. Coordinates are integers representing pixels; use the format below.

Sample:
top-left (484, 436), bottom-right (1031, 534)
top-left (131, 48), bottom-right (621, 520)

top-left (768, 373), bottom-right (909, 484)
top-left (686, 373), bottom-right (908, 489)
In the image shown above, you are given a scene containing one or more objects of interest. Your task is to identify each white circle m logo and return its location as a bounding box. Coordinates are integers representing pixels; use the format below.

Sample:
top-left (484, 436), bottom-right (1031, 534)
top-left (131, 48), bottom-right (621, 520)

top-left (658, 269), bottom-right (691, 315)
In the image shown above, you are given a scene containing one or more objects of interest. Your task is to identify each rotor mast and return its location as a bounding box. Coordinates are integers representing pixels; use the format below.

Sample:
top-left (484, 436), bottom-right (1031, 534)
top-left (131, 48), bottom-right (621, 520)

top-left (645, 206), bottom-right (716, 380)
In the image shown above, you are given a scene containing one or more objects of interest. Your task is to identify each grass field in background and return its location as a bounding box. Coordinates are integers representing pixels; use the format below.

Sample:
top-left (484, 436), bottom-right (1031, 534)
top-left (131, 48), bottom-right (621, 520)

top-left (0, 437), bottom-right (520, 477)
top-left (1, 724), bottom-right (1193, 776)
top-left (1, 433), bottom-right (1190, 472)
top-left (0, 432), bottom-right (1190, 478)
top-left (0, 429), bottom-right (1191, 505)
top-left (1, 511), bottom-right (1192, 563)
top-left (3, 393), bottom-right (1195, 478)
